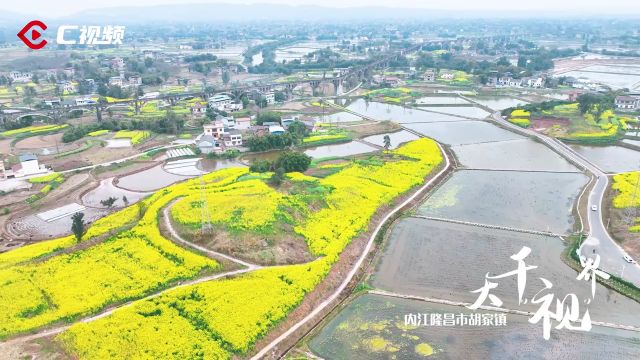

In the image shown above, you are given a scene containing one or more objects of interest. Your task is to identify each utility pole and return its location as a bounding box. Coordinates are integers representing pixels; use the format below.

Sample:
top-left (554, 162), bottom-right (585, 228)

top-left (199, 174), bottom-right (212, 235)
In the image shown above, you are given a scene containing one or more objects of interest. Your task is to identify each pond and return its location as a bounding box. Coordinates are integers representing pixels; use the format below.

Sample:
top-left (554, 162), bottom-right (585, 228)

top-left (240, 150), bottom-right (283, 164)
top-left (361, 130), bottom-right (419, 149)
top-left (304, 141), bottom-right (378, 159)
top-left (403, 120), bottom-right (524, 145)
top-left (418, 170), bottom-right (588, 233)
top-left (471, 96), bottom-right (529, 111)
top-left (82, 177), bottom-right (150, 208)
top-left (452, 138), bottom-right (579, 172)
top-left (115, 164), bottom-right (194, 192)
top-left (569, 145), bottom-right (640, 173)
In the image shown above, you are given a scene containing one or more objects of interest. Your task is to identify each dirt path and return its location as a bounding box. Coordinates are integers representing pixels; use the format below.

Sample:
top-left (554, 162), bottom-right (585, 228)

top-left (162, 202), bottom-right (262, 270)
top-left (0, 267), bottom-right (257, 347)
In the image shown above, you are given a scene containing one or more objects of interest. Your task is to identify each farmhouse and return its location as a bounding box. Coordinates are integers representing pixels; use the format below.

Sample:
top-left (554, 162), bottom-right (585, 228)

top-left (203, 120), bottom-right (225, 139)
top-left (615, 95), bottom-right (640, 111)
top-left (222, 129), bottom-right (243, 147)
top-left (190, 102), bottom-right (206, 116)
top-left (196, 135), bottom-right (218, 154)
top-left (423, 70), bottom-right (436, 82)
top-left (234, 116), bottom-right (252, 130)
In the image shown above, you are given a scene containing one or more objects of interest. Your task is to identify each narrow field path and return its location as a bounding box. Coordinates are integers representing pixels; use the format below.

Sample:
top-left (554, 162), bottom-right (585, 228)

top-left (410, 215), bottom-right (561, 237)
top-left (162, 202), bottom-right (262, 270)
top-left (0, 267), bottom-right (257, 346)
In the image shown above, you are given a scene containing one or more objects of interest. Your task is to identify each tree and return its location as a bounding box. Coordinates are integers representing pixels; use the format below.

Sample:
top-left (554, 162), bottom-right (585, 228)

top-left (249, 159), bottom-right (271, 173)
top-left (287, 121), bottom-right (307, 140)
top-left (383, 135), bottom-right (391, 150)
top-left (222, 71), bottom-right (230, 85)
top-left (269, 167), bottom-right (285, 186)
top-left (71, 212), bottom-right (85, 242)
top-left (100, 196), bottom-right (118, 208)
top-left (274, 91), bottom-right (287, 102)
top-left (274, 152), bottom-right (312, 172)
top-left (255, 112), bottom-right (281, 125)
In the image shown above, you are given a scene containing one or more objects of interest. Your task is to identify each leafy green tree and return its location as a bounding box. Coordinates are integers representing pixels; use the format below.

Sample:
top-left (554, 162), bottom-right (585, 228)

top-left (269, 167), bottom-right (285, 186)
top-left (222, 71), bottom-right (230, 85)
top-left (255, 112), bottom-right (281, 125)
top-left (249, 160), bottom-right (271, 173)
top-left (71, 212), bottom-right (85, 242)
top-left (383, 135), bottom-right (391, 150)
top-left (287, 121), bottom-right (307, 140)
top-left (100, 197), bottom-right (117, 208)
top-left (274, 152), bottom-right (312, 172)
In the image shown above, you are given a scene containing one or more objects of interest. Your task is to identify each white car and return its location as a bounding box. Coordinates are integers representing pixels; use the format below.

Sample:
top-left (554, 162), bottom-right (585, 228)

top-left (624, 254), bottom-right (636, 264)
top-left (591, 205), bottom-right (598, 211)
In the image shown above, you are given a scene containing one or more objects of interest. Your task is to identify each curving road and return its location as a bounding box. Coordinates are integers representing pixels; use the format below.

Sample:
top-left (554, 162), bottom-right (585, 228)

top-left (492, 113), bottom-right (640, 286)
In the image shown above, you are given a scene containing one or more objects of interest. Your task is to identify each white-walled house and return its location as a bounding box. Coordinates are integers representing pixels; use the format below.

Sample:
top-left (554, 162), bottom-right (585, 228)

top-left (203, 120), bottom-right (225, 139)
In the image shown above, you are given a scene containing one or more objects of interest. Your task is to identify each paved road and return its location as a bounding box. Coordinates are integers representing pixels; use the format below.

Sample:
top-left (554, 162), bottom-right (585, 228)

top-left (492, 113), bottom-right (640, 285)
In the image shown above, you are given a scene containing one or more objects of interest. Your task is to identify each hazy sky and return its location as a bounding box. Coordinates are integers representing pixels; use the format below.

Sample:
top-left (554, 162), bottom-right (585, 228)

top-left (4, 0), bottom-right (640, 17)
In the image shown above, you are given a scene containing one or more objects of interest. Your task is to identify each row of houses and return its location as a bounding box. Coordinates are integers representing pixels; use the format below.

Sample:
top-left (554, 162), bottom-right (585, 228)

top-left (108, 75), bottom-right (142, 88)
top-left (197, 120), bottom-right (244, 153)
top-left (486, 72), bottom-right (545, 88)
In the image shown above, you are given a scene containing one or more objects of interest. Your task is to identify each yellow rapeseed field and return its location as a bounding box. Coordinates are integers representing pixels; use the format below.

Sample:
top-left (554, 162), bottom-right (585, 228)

top-left (54, 138), bottom-right (443, 359)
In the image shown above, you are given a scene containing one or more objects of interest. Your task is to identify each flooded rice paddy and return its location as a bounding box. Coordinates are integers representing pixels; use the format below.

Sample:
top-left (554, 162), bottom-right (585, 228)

top-left (417, 170), bottom-right (588, 233)
top-left (562, 70), bottom-right (640, 90)
top-left (339, 99), bottom-right (470, 123)
top-left (361, 130), bottom-right (419, 149)
top-left (415, 96), bottom-right (470, 105)
top-left (371, 218), bottom-right (640, 325)
top-left (82, 178), bottom-right (150, 208)
top-left (115, 164), bottom-right (194, 192)
top-left (419, 106), bottom-right (490, 119)
top-left (470, 96), bottom-right (529, 111)
top-left (453, 139), bottom-right (579, 172)
top-left (403, 121), bottom-right (524, 145)
top-left (569, 145), bottom-right (640, 173)
top-left (304, 141), bottom-right (378, 158)
top-left (309, 293), bottom-right (640, 360)
top-left (12, 207), bottom-right (108, 239)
